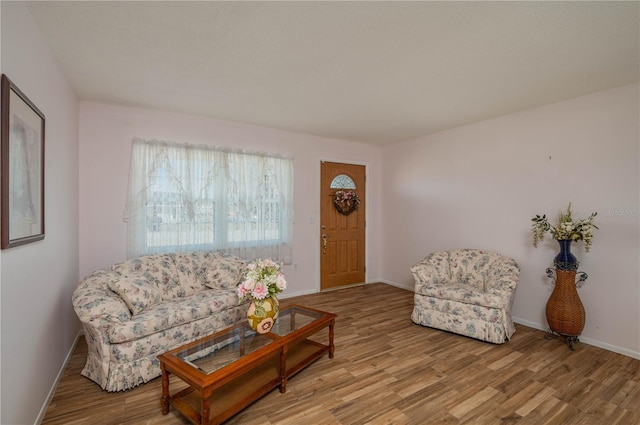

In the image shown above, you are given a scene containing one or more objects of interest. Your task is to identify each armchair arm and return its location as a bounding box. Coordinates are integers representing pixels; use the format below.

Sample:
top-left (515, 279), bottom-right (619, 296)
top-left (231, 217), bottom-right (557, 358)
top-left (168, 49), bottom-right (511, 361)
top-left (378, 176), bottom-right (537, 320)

top-left (410, 263), bottom-right (440, 285)
top-left (485, 258), bottom-right (520, 295)
top-left (410, 251), bottom-right (451, 289)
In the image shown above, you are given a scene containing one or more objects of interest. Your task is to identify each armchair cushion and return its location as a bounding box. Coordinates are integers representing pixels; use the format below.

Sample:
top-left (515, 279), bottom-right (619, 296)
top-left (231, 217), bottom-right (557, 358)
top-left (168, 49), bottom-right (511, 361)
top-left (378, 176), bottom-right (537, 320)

top-left (416, 283), bottom-right (507, 309)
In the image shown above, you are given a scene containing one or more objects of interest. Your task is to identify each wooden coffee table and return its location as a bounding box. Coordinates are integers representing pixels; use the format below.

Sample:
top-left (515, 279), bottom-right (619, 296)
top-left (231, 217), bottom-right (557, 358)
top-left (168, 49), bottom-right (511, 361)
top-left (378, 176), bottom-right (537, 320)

top-left (158, 304), bottom-right (336, 425)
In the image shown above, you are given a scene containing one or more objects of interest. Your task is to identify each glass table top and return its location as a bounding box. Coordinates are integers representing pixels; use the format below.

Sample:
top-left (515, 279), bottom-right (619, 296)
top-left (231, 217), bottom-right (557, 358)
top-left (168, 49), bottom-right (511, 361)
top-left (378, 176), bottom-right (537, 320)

top-left (173, 305), bottom-right (326, 375)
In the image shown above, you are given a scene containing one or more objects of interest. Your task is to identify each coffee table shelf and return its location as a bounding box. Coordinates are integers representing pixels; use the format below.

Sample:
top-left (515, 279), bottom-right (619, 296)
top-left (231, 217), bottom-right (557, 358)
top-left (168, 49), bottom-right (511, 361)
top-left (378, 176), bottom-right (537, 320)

top-left (169, 353), bottom-right (281, 425)
top-left (158, 304), bottom-right (336, 425)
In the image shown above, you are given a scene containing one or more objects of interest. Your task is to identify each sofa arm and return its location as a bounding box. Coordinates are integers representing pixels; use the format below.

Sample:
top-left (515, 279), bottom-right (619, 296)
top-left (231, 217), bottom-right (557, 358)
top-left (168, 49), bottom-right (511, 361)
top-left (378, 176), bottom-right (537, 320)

top-left (72, 270), bottom-right (131, 324)
top-left (72, 270), bottom-right (134, 390)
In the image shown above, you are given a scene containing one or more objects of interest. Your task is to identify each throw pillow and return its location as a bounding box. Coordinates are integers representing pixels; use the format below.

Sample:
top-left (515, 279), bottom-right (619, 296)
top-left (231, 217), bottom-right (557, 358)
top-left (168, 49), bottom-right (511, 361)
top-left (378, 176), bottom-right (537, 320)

top-left (204, 257), bottom-right (246, 290)
top-left (108, 275), bottom-right (164, 315)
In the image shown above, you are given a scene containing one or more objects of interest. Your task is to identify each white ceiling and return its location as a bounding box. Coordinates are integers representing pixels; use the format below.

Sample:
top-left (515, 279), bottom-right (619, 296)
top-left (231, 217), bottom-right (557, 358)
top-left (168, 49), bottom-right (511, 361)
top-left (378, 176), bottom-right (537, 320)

top-left (26, 1), bottom-right (639, 145)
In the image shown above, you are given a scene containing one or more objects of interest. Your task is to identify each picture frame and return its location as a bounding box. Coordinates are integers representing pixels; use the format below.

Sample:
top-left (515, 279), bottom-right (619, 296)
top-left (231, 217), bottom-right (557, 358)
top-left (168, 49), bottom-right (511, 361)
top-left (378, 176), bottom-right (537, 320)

top-left (1, 74), bottom-right (45, 249)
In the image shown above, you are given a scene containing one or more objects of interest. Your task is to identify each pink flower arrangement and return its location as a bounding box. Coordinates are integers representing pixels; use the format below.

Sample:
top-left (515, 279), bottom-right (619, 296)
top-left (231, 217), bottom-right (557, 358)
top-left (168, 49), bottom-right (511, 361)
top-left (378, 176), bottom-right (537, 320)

top-left (237, 258), bottom-right (287, 302)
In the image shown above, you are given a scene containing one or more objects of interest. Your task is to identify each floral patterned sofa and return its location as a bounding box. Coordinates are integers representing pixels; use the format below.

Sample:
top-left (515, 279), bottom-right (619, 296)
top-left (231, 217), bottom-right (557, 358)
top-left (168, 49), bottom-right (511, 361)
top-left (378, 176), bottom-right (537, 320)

top-left (410, 249), bottom-right (520, 344)
top-left (72, 251), bottom-right (249, 392)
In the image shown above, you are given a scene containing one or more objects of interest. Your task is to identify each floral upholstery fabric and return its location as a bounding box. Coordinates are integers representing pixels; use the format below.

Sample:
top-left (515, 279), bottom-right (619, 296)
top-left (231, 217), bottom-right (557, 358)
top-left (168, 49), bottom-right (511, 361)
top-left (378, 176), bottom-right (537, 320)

top-left (73, 270), bottom-right (131, 323)
top-left (112, 254), bottom-right (184, 301)
top-left (73, 251), bottom-right (249, 392)
top-left (410, 249), bottom-right (519, 344)
top-left (108, 290), bottom-right (238, 343)
top-left (169, 252), bottom-right (208, 296)
top-left (112, 254), bottom-right (176, 284)
top-left (203, 255), bottom-right (246, 289)
top-left (415, 282), bottom-right (508, 310)
top-left (107, 275), bottom-right (164, 315)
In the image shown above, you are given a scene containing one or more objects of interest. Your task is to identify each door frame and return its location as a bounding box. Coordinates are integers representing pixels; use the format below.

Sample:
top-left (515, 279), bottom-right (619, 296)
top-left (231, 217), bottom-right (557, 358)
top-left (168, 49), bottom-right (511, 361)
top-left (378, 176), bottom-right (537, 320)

top-left (316, 157), bottom-right (369, 291)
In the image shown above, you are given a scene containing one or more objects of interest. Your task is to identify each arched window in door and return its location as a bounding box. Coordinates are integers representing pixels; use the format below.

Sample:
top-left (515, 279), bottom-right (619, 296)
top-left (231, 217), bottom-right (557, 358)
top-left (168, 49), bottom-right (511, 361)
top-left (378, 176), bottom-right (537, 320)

top-left (329, 174), bottom-right (356, 189)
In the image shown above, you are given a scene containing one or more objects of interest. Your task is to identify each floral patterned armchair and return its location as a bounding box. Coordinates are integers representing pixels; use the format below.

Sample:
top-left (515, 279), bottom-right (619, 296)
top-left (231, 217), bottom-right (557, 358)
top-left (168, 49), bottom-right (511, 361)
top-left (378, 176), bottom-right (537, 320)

top-left (410, 249), bottom-right (519, 344)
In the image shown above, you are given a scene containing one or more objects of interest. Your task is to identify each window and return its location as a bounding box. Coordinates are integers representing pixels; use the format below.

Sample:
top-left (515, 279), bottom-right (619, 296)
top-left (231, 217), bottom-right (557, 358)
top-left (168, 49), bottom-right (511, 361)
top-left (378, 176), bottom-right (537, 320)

top-left (330, 174), bottom-right (356, 189)
top-left (124, 139), bottom-right (293, 262)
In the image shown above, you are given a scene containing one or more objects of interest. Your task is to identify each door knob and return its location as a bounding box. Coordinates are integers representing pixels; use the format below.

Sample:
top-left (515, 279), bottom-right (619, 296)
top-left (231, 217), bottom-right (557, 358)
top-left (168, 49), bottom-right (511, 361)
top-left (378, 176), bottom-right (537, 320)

top-left (321, 233), bottom-right (328, 254)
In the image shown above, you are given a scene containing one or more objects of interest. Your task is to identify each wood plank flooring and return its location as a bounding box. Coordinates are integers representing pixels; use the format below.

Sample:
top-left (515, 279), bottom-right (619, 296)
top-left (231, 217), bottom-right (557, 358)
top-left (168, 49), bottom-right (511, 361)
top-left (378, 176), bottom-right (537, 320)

top-left (42, 283), bottom-right (640, 425)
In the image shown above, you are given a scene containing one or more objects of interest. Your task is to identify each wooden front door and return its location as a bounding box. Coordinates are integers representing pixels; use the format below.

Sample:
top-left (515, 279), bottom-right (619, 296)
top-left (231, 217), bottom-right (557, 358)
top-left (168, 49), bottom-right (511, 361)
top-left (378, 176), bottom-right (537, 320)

top-left (320, 161), bottom-right (366, 290)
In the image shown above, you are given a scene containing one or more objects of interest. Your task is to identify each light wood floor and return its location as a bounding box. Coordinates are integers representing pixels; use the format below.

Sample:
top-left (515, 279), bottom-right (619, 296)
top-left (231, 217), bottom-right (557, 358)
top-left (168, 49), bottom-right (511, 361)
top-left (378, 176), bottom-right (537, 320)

top-left (42, 283), bottom-right (640, 425)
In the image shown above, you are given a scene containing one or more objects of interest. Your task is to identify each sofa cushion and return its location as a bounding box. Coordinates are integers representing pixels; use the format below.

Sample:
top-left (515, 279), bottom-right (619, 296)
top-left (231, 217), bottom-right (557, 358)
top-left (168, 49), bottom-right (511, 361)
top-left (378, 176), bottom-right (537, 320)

top-left (170, 252), bottom-right (209, 296)
top-left (108, 276), bottom-right (164, 315)
top-left (108, 301), bottom-right (249, 364)
top-left (107, 288), bottom-right (240, 343)
top-left (204, 255), bottom-right (246, 290)
top-left (112, 254), bottom-right (183, 299)
top-left (190, 288), bottom-right (241, 312)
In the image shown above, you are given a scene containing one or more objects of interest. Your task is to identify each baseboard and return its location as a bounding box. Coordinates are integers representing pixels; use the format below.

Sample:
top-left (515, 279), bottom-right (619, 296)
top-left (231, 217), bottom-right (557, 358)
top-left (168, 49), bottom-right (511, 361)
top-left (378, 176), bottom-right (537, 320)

top-left (379, 279), bottom-right (413, 291)
top-left (281, 281), bottom-right (390, 298)
top-left (279, 288), bottom-right (319, 299)
top-left (512, 317), bottom-right (640, 360)
top-left (35, 330), bottom-right (84, 425)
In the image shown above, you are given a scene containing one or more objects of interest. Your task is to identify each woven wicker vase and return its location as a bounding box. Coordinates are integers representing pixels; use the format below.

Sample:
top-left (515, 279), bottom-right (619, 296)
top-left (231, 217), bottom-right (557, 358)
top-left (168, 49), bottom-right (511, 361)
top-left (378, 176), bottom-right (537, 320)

top-left (545, 269), bottom-right (585, 336)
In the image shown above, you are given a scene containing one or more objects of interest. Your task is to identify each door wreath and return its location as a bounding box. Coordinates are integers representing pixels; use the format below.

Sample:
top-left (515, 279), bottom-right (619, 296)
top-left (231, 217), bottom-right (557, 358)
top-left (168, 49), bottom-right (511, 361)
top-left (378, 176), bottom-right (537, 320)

top-left (333, 190), bottom-right (360, 215)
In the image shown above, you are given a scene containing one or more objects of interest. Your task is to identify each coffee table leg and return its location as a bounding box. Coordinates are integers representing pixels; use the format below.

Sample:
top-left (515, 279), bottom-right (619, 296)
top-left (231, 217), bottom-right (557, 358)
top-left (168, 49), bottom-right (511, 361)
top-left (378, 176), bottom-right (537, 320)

top-left (202, 397), bottom-right (211, 425)
top-left (279, 348), bottom-right (288, 393)
top-left (329, 318), bottom-right (335, 359)
top-left (161, 364), bottom-right (170, 415)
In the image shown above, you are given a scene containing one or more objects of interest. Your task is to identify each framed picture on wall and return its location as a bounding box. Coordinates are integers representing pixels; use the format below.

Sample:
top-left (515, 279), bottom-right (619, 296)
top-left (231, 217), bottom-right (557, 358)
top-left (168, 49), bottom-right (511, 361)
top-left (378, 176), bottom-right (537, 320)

top-left (1, 74), bottom-right (45, 249)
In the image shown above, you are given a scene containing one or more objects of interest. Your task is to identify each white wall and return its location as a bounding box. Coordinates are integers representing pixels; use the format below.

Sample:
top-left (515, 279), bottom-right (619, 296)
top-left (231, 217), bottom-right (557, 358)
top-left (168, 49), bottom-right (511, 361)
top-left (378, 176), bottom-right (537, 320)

top-left (79, 102), bottom-right (382, 296)
top-left (381, 84), bottom-right (640, 358)
top-left (0, 2), bottom-right (80, 424)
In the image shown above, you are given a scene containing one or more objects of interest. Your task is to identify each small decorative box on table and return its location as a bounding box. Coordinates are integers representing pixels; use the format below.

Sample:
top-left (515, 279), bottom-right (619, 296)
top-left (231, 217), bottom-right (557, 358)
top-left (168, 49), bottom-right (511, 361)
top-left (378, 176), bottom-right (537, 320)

top-left (158, 304), bottom-right (336, 425)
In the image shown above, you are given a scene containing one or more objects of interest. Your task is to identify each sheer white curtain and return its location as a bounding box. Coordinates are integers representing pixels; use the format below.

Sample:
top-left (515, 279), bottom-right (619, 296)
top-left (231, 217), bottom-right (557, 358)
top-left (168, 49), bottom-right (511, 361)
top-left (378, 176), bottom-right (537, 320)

top-left (124, 138), bottom-right (293, 262)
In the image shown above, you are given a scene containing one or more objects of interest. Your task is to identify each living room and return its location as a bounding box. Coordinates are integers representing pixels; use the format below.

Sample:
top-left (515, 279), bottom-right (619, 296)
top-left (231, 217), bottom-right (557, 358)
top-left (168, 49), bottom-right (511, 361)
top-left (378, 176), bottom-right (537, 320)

top-left (1, 2), bottom-right (638, 424)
